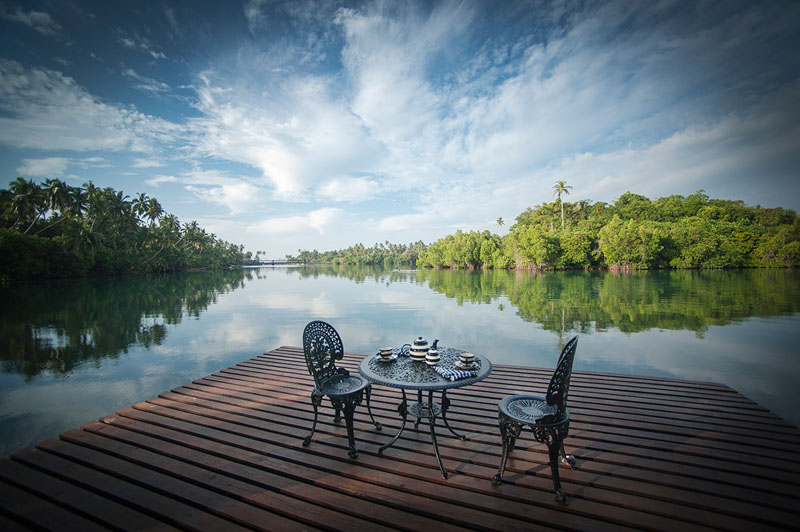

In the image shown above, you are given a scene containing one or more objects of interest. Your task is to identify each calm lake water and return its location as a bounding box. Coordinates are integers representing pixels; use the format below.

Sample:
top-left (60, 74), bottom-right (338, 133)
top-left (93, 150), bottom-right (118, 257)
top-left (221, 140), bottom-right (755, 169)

top-left (2, 266), bottom-right (799, 456)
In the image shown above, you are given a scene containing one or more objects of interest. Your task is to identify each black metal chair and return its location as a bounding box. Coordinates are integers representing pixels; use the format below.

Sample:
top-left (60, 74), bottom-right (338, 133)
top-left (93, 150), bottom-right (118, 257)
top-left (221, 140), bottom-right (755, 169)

top-left (302, 320), bottom-right (381, 458)
top-left (492, 336), bottom-right (579, 505)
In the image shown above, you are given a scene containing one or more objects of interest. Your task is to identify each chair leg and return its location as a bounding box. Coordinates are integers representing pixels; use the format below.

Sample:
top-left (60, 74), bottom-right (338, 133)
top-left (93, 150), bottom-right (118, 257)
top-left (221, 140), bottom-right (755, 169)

top-left (493, 413), bottom-right (522, 485)
top-left (548, 435), bottom-right (568, 505)
top-left (560, 440), bottom-right (577, 468)
top-left (365, 384), bottom-right (382, 431)
top-left (341, 393), bottom-right (362, 459)
top-left (303, 390), bottom-right (323, 446)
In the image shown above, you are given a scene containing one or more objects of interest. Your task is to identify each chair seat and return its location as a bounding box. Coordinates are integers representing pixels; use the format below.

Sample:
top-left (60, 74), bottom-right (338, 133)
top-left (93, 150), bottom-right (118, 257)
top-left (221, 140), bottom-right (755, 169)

top-left (499, 394), bottom-right (564, 425)
top-left (316, 373), bottom-right (369, 398)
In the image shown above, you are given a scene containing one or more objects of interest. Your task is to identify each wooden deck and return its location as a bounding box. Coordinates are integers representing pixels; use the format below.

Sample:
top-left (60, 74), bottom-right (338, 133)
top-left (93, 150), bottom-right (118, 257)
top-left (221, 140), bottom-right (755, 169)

top-left (1, 346), bottom-right (799, 531)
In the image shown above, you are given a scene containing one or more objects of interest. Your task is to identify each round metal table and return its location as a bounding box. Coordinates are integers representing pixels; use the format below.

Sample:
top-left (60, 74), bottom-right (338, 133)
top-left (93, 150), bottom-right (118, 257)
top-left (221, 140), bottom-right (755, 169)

top-left (359, 347), bottom-right (492, 478)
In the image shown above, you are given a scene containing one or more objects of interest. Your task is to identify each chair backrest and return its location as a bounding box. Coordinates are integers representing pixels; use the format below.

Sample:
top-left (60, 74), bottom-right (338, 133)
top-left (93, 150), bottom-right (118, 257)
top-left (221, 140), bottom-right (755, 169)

top-left (303, 320), bottom-right (345, 388)
top-left (545, 336), bottom-right (578, 418)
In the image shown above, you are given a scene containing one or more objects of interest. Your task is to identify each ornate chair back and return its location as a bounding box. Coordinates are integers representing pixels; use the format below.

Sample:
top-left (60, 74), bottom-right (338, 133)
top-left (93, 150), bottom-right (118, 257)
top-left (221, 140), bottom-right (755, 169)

top-left (544, 336), bottom-right (579, 421)
top-left (303, 320), bottom-right (346, 389)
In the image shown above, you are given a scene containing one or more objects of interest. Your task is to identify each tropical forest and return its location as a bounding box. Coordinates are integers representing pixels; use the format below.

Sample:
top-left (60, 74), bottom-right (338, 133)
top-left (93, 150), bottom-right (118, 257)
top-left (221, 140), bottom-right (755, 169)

top-left (3, 177), bottom-right (799, 280)
top-left (291, 184), bottom-right (800, 270)
top-left (0, 178), bottom-right (250, 279)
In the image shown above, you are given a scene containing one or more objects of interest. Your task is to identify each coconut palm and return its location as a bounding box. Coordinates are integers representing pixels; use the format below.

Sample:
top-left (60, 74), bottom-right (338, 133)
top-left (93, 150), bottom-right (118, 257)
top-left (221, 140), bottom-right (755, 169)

top-left (132, 192), bottom-right (150, 224)
top-left (145, 197), bottom-right (163, 226)
top-left (552, 180), bottom-right (573, 230)
top-left (496, 217), bottom-right (504, 228)
top-left (7, 178), bottom-right (43, 232)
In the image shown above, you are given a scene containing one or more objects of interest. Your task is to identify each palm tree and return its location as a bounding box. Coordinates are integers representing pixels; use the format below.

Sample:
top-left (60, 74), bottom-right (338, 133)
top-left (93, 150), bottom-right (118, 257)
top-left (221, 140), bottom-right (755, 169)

top-left (145, 197), bottom-right (163, 226)
top-left (8, 178), bottom-right (46, 233)
top-left (132, 192), bottom-right (149, 224)
top-left (496, 217), bottom-right (504, 228)
top-left (552, 180), bottom-right (573, 230)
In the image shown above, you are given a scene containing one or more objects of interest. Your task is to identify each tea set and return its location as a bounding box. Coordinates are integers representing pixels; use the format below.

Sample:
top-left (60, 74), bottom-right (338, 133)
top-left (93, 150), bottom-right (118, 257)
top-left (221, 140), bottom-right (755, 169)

top-left (377, 336), bottom-right (476, 369)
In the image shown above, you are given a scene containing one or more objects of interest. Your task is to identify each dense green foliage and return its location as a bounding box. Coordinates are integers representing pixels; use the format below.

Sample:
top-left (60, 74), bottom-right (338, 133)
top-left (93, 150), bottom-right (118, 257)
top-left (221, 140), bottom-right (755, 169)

top-left (287, 240), bottom-right (427, 267)
top-left (417, 191), bottom-right (800, 270)
top-left (1, 178), bottom-right (250, 278)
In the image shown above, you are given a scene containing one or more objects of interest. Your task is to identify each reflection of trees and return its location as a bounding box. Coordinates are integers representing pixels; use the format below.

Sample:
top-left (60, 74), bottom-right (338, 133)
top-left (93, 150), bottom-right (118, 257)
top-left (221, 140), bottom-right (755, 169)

top-left (0, 269), bottom-right (250, 379)
top-left (418, 268), bottom-right (800, 336)
top-left (287, 265), bottom-right (800, 336)
top-left (291, 264), bottom-right (418, 284)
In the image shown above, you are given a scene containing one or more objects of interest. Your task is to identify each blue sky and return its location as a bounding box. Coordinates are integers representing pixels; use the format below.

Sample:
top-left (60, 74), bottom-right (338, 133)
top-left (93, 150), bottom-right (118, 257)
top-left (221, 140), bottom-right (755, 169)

top-left (1, 1), bottom-right (798, 257)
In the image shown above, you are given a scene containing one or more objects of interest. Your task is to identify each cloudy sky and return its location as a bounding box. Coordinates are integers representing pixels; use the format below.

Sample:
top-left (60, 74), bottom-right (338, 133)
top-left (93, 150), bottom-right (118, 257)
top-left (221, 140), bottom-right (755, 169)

top-left (1, 1), bottom-right (798, 257)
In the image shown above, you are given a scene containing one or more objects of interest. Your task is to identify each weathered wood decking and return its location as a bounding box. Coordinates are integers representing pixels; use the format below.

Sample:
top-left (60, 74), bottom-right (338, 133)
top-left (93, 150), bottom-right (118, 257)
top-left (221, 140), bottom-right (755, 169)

top-left (1, 346), bottom-right (799, 531)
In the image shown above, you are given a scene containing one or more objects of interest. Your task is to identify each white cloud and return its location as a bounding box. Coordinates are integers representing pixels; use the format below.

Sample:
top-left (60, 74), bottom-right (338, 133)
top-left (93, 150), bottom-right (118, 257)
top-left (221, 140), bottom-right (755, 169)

top-left (249, 207), bottom-right (345, 235)
top-left (144, 174), bottom-right (178, 186)
top-left (547, 80), bottom-right (800, 207)
top-left (133, 157), bottom-right (166, 168)
top-left (188, 69), bottom-right (384, 199)
top-left (16, 157), bottom-right (70, 176)
top-left (122, 67), bottom-right (170, 93)
top-left (14, 156), bottom-right (112, 177)
top-left (75, 156), bottom-right (111, 168)
top-left (2, 7), bottom-right (62, 36)
top-left (243, 0), bottom-right (268, 34)
top-left (186, 181), bottom-right (265, 214)
top-left (118, 33), bottom-right (168, 60)
top-left (0, 60), bottom-right (182, 153)
top-left (317, 176), bottom-right (380, 202)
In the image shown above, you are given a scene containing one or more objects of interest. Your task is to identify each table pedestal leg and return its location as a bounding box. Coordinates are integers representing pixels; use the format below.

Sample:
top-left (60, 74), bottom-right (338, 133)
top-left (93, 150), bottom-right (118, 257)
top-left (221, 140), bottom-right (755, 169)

top-left (413, 390), bottom-right (422, 430)
top-left (440, 390), bottom-right (467, 441)
top-left (427, 389), bottom-right (448, 479)
top-left (378, 389), bottom-right (408, 454)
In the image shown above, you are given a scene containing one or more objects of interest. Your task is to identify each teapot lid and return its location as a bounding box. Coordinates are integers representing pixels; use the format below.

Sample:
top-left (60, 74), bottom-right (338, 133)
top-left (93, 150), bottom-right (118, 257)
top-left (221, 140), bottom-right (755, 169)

top-left (413, 336), bottom-right (428, 346)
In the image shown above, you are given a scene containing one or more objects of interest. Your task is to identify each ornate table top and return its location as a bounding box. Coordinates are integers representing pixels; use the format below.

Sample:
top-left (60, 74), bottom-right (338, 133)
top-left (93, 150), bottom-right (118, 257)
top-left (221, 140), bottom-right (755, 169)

top-left (358, 347), bottom-right (492, 390)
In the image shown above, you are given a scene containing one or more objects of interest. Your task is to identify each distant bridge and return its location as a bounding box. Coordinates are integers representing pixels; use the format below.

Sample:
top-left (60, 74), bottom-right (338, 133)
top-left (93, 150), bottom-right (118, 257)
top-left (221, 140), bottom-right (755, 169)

top-left (254, 258), bottom-right (306, 265)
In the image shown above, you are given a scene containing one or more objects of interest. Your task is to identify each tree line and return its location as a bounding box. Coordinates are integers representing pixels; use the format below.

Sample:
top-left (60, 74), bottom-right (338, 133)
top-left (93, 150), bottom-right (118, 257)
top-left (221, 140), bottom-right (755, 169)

top-left (292, 189), bottom-right (799, 270)
top-left (1, 178), bottom-right (251, 278)
top-left (417, 190), bottom-right (799, 270)
top-left (287, 240), bottom-right (428, 268)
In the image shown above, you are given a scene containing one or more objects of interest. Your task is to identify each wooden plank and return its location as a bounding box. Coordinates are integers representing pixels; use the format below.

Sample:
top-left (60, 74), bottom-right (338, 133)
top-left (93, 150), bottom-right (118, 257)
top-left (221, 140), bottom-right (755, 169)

top-left (0, 512), bottom-right (34, 532)
top-left (0, 476), bottom-right (109, 531)
top-left (0, 459), bottom-right (177, 531)
top-left (104, 404), bottom-right (605, 530)
top-left (11, 445), bottom-right (263, 532)
top-left (119, 396), bottom-right (768, 522)
top-left (1, 346), bottom-right (798, 532)
top-left (62, 425), bottom-right (453, 532)
top-left (154, 378), bottom-right (800, 528)
top-left (186, 368), bottom-right (800, 467)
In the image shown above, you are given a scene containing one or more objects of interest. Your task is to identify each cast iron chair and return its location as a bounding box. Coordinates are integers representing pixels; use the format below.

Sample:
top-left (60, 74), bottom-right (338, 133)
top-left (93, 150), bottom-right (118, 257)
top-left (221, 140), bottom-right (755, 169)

top-left (492, 336), bottom-right (579, 505)
top-left (302, 320), bottom-right (381, 458)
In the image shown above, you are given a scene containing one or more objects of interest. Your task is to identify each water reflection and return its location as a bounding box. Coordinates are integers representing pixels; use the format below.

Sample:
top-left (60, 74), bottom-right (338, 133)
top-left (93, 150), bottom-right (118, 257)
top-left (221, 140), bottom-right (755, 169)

top-left (0, 269), bottom-right (250, 379)
top-left (418, 269), bottom-right (800, 336)
top-left (286, 266), bottom-right (800, 335)
top-left (3, 267), bottom-right (798, 378)
top-left (1, 265), bottom-right (798, 457)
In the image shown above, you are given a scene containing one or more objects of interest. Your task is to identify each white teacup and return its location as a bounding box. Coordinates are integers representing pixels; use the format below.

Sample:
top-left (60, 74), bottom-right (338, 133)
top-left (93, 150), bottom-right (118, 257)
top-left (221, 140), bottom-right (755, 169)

top-left (459, 352), bottom-right (475, 366)
top-left (379, 347), bottom-right (393, 359)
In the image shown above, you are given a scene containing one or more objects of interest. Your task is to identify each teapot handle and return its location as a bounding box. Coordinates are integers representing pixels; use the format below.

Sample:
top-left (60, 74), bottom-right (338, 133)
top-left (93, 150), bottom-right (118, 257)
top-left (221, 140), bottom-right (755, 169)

top-left (400, 343), bottom-right (411, 355)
